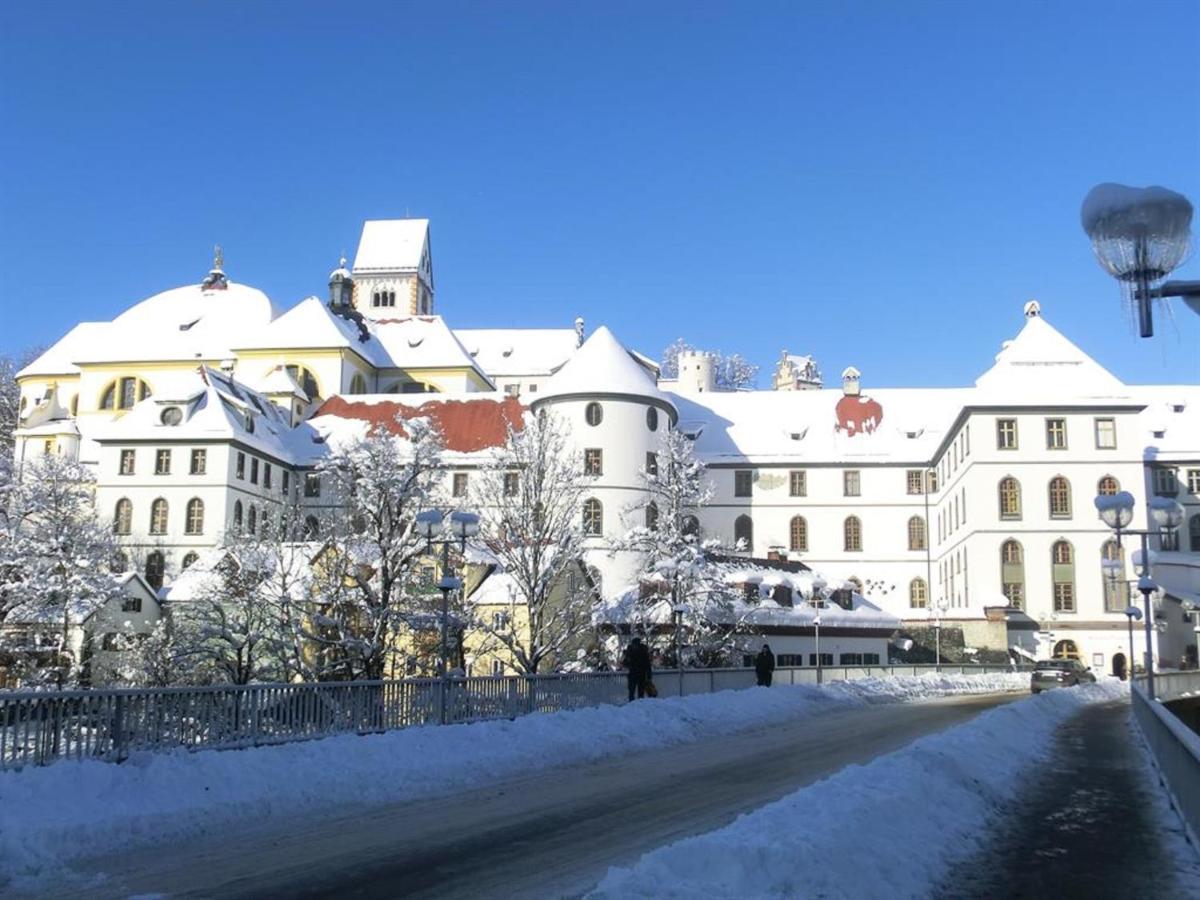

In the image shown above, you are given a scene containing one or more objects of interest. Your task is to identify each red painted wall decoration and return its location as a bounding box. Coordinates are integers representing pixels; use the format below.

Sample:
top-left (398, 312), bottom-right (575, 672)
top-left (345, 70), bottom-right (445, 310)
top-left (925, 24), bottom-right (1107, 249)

top-left (315, 395), bottom-right (525, 452)
top-left (835, 394), bottom-right (884, 436)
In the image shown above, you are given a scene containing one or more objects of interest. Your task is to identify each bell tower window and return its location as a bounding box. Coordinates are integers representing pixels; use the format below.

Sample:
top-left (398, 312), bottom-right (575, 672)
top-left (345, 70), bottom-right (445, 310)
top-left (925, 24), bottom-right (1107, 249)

top-left (372, 290), bottom-right (396, 308)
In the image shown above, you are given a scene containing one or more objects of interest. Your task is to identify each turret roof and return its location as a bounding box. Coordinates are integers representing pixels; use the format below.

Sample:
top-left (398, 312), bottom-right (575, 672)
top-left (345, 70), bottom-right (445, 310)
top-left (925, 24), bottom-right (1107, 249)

top-left (536, 325), bottom-right (669, 404)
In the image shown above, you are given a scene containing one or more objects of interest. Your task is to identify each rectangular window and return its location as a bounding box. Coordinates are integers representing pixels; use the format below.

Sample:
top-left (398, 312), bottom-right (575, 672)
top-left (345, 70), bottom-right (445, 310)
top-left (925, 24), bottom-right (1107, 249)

top-left (236, 452), bottom-right (245, 480)
top-left (250, 458), bottom-right (259, 485)
top-left (809, 653), bottom-right (834, 667)
top-left (452, 472), bottom-right (468, 497)
top-left (1188, 469), bottom-right (1200, 494)
top-left (1104, 580), bottom-right (1128, 613)
top-left (1160, 529), bottom-right (1180, 552)
top-left (1153, 467), bottom-right (1178, 497)
top-left (646, 452), bottom-right (658, 477)
top-left (282, 471), bottom-right (290, 495)
top-left (843, 470), bottom-right (860, 497)
top-left (734, 470), bottom-right (752, 497)
top-left (926, 469), bottom-right (939, 493)
top-left (789, 470), bottom-right (806, 497)
top-left (839, 653), bottom-right (864, 666)
top-left (304, 473), bottom-right (321, 497)
top-left (503, 384), bottom-right (519, 396)
top-left (121, 597), bottom-right (141, 613)
top-left (154, 448), bottom-right (171, 475)
top-left (263, 464), bottom-right (272, 489)
top-left (1045, 418), bottom-right (1067, 450)
top-left (996, 418), bottom-right (1018, 450)
top-left (119, 449), bottom-right (135, 475)
top-left (906, 470), bottom-right (924, 495)
top-left (190, 448), bottom-right (206, 475)
top-left (584, 448), bottom-right (603, 476)
top-left (1094, 417), bottom-right (1117, 449)
top-left (503, 472), bottom-right (519, 497)
top-left (1002, 583), bottom-right (1024, 610)
top-left (777, 654), bottom-right (803, 667)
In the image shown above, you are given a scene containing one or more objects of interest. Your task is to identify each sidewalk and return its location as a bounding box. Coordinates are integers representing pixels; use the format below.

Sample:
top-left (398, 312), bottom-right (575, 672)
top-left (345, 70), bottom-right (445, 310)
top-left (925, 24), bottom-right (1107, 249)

top-left (937, 699), bottom-right (1199, 899)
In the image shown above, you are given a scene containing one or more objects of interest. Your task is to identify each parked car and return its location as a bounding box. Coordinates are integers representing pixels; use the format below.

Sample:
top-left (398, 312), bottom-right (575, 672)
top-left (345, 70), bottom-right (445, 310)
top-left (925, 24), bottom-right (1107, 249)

top-left (1030, 659), bottom-right (1097, 693)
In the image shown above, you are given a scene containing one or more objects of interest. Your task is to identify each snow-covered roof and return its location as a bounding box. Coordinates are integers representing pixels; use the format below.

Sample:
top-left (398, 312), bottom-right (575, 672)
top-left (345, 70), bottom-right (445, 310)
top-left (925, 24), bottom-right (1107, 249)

top-left (17, 323), bottom-right (111, 378)
top-left (536, 325), bottom-right (672, 406)
top-left (352, 219), bottom-right (429, 273)
top-left (371, 316), bottom-right (491, 384)
top-left (234, 297), bottom-right (390, 369)
top-left (454, 328), bottom-right (579, 377)
top-left (90, 367), bottom-right (324, 466)
top-left (974, 313), bottom-right (1126, 397)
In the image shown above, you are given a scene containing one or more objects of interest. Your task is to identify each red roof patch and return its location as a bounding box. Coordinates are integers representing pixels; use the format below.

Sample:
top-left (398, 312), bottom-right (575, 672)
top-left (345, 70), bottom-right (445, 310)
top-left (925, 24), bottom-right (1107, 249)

top-left (315, 395), bottom-right (525, 452)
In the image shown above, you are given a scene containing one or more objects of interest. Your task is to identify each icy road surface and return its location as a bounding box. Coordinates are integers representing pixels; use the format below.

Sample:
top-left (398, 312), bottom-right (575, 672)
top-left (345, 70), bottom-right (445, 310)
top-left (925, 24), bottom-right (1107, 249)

top-left (47, 692), bottom-right (1015, 899)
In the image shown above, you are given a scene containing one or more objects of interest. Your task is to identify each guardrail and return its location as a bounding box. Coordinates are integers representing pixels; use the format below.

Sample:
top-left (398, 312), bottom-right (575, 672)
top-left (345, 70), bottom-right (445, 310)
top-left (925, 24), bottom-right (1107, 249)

top-left (0, 663), bottom-right (1023, 771)
top-left (1131, 673), bottom-right (1200, 850)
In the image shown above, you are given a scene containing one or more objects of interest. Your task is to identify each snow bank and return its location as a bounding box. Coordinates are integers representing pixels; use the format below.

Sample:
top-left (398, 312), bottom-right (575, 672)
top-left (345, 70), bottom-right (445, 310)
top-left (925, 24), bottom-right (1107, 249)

top-left (591, 680), bottom-right (1127, 900)
top-left (0, 672), bottom-right (1025, 885)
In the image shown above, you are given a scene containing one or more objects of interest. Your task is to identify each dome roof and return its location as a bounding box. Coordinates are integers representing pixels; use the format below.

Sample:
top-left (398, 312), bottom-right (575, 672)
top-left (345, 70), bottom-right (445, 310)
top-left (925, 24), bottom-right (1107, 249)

top-left (113, 281), bottom-right (281, 333)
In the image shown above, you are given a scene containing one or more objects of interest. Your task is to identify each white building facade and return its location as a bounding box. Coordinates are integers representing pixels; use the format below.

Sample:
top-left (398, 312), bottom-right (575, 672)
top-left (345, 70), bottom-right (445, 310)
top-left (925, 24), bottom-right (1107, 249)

top-left (12, 220), bottom-right (1200, 673)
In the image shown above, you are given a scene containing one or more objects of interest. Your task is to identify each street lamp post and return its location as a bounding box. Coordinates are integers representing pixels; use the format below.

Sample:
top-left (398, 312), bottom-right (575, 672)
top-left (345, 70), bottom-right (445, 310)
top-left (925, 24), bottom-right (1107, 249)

top-left (672, 597), bottom-right (685, 699)
top-left (1123, 605), bottom-right (1143, 684)
top-left (1094, 491), bottom-right (1185, 700)
top-left (931, 599), bottom-right (949, 672)
top-left (415, 508), bottom-right (481, 725)
top-left (810, 576), bottom-right (825, 685)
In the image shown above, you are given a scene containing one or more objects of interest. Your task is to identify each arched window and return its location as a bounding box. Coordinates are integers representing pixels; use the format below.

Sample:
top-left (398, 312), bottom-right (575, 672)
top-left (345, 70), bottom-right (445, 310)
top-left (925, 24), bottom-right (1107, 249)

top-left (646, 407), bottom-right (659, 431)
top-left (247, 505), bottom-right (258, 535)
top-left (1001, 539), bottom-right (1025, 609)
top-left (1048, 476), bottom-right (1072, 519)
top-left (998, 476), bottom-right (1022, 520)
top-left (1191, 515), bottom-right (1200, 553)
top-left (585, 402), bottom-right (603, 427)
top-left (149, 498), bottom-right (168, 535)
top-left (113, 498), bottom-right (132, 535)
top-left (284, 365), bottom-right (320, 400)
top-left (734, 515), bottom-right (753, 552)
top-left (583, 498), bottom-right (603, 536)
top-left (682, 515), bottom-right (700, 539)
top-left (181, 551), bottom-right (199, 570)
top-left (907, 516), bottom-right (926, 551)
top-left (233, 500), bottom-right (243, 532)
top-left (303, 515), bottom-right (320, 539)
top-left (843, 516), bottom-right (862, 552)
top-left (185, 498), bottom-right (204, 535)
top-left (1052, 540), bottom-right (1075, 613)
top-left (909, 578), bottom-right (928, 609)
top-left (645, 502), bottom-right (658, 531)
top-left (1097, 475), bottom-right (1120, 496)
top-left (789, 516), bottom-right (808, 552)
top-left (349, 374), bottom-right (367, 394)
top-left (144, 551), bottom-right (165, 590)
top-left (99, 376), bottom-right (150, 411)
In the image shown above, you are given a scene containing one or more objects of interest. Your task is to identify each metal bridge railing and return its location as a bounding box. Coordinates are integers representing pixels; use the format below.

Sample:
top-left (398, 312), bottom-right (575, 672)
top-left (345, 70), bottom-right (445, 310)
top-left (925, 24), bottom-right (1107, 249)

top-left (0, 664), bottom-right (1020, 771)
top-left (1131, 673), bottom-right (1200, 849)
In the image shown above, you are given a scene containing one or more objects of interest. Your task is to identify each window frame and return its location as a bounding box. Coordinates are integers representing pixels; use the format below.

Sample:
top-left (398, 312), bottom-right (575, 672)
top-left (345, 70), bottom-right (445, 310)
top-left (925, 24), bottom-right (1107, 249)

top-left (119, 449), bottom-right (136, 476)
top-left (843, 470), bottom-right (860, 497)
top-left (734, 469), bottom-right (753, 498)
top-left (789, 470), bottom-right (807, 497)
top-left (190, 448), bottom-right (207, 475)
top-left (584, 448), bottom-right (603, 476)
top-left (1094, 417), bottom-right (1117, 450)
top-left (154, 448), bottom-right (171, 476)
top-left (843, 515), bottom-right (862, 552)
top-left (1045, 417), bottom-right (1067, 450)
top-left (996, 418), bottom-right (1018, 450)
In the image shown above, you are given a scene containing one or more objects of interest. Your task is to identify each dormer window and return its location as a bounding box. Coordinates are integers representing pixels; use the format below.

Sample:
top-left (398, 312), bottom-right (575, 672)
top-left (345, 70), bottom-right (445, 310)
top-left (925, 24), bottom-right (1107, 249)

top-left (160, 406), bottom-right (183, 426)
top-left (244, 411), bottom-right (255, 433)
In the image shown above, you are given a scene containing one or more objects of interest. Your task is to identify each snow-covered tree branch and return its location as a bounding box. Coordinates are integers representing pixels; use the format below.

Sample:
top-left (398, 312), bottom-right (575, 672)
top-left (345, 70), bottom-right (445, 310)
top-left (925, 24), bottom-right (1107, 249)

top-left (659, 339), bottom-right (760, 390)
top-left (468, 411), bottom-right (596, 674)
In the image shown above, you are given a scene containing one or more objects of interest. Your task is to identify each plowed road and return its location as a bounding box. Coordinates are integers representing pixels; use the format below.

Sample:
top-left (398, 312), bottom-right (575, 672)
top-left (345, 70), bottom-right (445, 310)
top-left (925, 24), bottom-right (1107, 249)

top-left (53, 692), bottom-right (1017, 899)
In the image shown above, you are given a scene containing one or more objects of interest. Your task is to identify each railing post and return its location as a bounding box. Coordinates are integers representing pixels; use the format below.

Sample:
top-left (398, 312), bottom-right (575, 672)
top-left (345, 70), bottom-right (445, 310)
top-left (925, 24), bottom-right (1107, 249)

top-left (526, 675), bottom-right (536, 715)
top-left (112, 694), bottom-right (127, 763)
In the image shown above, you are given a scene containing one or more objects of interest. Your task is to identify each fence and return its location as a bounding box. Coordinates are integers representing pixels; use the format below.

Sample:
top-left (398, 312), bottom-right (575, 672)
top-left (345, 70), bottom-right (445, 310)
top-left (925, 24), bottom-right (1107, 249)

top-left (0, 663), bottom-right (1021, 771)
top-left (1131, 673), bottom-right (1200, 849)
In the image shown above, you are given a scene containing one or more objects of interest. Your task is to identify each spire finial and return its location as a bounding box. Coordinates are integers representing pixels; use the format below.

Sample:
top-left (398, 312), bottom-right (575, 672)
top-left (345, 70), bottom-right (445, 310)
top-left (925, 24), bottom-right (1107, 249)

top-left (339, 250), bottom-right (347, 268)
top-left (213, 243), bottom-right (224, 272)
top-left (1024, 299), bottom-right (1041, 318)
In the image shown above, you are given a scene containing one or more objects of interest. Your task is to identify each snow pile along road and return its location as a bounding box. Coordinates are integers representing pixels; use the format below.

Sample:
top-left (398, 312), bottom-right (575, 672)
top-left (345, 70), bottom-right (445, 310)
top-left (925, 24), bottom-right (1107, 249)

top-left (0, 672), bottom-right (1025, 884)
top-left (591, 681), bottom-right (1127, 900)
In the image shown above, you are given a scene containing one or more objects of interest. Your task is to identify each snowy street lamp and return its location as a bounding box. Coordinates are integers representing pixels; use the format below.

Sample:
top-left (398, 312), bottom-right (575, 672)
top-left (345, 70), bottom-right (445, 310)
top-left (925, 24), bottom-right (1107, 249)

top-left (417, 508), bottom-right (480, 724)
top-left (1081, 183), bottom-right (1197, 337)
top-left (1094, 491), bottom-right (1185, 699)
top-left (930, 598), bottom-right (949, 672)
top-left (809, 576), bottom-right (826, 685)
top-left (1123, 605), bottom-right (1143, 685)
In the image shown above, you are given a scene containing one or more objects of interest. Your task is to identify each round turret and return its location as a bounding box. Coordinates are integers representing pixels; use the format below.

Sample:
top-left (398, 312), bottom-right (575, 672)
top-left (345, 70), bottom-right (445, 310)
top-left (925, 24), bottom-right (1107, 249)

top-left (329, 255), bottom-right (354, 309)
top-left (675, 349), bottom-right (717, 393)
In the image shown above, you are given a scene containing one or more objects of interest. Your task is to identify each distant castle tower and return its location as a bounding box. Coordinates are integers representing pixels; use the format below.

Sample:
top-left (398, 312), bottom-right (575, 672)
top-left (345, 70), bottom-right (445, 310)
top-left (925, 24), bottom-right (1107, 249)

top-left (675, 349), bottom-right (717, 393)
top-left (350, 219), bottom-right (434, 318)
top-left (772, 351), bottom-right (822, 391)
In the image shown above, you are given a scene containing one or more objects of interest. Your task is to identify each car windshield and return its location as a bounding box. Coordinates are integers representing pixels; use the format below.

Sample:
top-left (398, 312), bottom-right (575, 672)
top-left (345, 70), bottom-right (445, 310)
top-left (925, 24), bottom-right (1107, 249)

top-left (1036, 660), bottom-right (1075, 670)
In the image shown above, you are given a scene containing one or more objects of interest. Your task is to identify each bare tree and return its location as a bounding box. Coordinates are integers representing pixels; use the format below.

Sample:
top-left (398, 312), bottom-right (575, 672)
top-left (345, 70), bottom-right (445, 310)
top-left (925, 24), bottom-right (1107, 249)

top-left (310, 416), bottom-right (446, 680)
top-left (469, 411), bottom-right (596, 674)
top-left (0, 453), bottom-right (119, 685)
top-left (614, 428), bottom-right (742, 666)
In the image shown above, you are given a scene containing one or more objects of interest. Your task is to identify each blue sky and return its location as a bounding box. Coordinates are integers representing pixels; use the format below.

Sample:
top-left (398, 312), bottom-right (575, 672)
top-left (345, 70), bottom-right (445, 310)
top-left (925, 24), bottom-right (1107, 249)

top-left (1, 1), bottom-right (1197, 387)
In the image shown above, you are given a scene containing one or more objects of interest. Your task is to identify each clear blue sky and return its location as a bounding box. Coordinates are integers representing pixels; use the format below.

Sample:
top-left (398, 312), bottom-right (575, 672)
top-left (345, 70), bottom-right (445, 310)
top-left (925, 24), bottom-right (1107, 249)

top-left (1, 1), bottom-right (1197, 387)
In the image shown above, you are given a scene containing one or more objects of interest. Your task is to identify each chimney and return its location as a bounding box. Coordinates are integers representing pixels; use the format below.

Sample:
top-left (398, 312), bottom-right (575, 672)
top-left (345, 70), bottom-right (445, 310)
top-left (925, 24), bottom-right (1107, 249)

top-left (841, 366), bottom-right (861, 396)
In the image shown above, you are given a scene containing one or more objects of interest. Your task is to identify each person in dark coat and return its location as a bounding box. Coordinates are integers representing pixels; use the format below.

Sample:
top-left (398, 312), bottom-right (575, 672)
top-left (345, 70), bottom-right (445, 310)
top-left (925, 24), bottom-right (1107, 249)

top-left (622, 637), bottom-right (653, 701)
top-left (755, 643), bottom-right (776, 687)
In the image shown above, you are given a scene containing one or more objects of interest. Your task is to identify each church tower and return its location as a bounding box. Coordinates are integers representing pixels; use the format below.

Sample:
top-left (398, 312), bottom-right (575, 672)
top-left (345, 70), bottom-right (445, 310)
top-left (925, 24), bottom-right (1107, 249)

top-left (349, 219), bottom-right (434, 318)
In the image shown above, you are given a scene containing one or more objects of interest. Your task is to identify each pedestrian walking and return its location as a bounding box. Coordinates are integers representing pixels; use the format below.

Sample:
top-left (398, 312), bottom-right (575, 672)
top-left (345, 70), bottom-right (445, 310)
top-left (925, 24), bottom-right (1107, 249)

top-left (755, 643), bottom-right (776, 687)
top-left (622, 637), bottom-right (652, 701)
